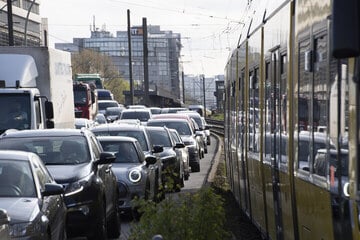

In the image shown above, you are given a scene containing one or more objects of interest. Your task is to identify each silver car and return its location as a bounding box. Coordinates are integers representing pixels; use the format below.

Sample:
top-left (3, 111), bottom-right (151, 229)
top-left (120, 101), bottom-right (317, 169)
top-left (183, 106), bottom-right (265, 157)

top-left (97, 136), bottom-right (157, 214)
top-left (0, 150), bottom-right (66, 239)
top-left (169, 128), bottom-right (190, 180)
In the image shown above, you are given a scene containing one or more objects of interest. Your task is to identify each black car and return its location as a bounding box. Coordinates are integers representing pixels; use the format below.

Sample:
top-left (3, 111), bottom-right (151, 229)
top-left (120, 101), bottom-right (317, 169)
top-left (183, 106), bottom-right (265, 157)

top-left (146, 126), bottom-right (185, 191)
top-left (147, 118), bottom-right (201, 172)
top-left (0, 129), bottom-right (120, 240)
top-left (0, 150), bottom-right (66, 239)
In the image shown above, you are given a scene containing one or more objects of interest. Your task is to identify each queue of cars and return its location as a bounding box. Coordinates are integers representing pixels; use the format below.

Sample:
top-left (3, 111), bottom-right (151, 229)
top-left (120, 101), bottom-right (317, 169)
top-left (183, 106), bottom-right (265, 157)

top-left (0, 103), bottom-right (212, 239)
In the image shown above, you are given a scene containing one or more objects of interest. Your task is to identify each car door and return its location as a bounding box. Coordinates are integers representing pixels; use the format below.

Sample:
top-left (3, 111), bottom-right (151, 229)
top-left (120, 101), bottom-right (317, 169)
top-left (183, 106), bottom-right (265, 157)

top-left (89, 135), bottom-right (116, 216)
top-left (32, 156), bottom-right (65, 239)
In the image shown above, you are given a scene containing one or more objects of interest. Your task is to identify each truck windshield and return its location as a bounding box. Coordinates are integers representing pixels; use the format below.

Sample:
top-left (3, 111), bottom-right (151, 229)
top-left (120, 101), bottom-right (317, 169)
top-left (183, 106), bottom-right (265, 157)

top-left (74, 89), bottom-right (88, 105)
top-left (0, 94), bottom-right (31, 133)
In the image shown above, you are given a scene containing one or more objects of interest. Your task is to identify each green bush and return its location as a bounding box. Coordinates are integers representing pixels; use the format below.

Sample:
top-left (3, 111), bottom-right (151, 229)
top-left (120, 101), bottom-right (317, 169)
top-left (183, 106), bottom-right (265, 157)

top-left (129, 187), bottom-right (230, 240)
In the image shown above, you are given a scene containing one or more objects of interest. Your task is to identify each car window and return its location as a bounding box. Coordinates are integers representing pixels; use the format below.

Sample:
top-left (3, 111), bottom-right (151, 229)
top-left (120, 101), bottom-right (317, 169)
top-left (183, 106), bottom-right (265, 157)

top-left (0, 160), bottom-right (36, 197)
top-left (113, 131), bottom-right (149, 151)
top-left (89, 136), bottom-right (101, 160)
top-left (148, 121), bottom-right (191, 135)
top-left (170, 130), bottom-right (181, 143)
top-left (0, 136), bottom-right (91, 165)
top-left (147, 129), bottom-right (172, 147)
top-left (101, 141), bottom-right (140, 163)
top-left (121, 111), bottom-right (150, 121)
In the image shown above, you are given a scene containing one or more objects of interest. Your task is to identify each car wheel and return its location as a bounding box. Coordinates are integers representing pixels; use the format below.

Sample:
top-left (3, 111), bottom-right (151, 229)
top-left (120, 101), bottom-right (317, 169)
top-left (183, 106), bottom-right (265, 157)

top-left (204, 146), bottom-right (208, 154)
top-left (89, 205), bottom-right (107, 240)
top-left (192, 163), bottom-right (200, 172)
top-left (107, 204), bottom-right (120, 238)
top-left (184, 172), bottom-right (189, 180)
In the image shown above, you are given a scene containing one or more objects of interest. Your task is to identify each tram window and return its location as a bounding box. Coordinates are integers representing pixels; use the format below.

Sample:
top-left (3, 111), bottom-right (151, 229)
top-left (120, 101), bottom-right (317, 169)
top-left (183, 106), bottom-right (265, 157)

top-left (281, 54), bottom-right (287, 75)
top-left (263, 61), bottom-right (272, 162)
top-left (297, 39), bottom-right (312, 171)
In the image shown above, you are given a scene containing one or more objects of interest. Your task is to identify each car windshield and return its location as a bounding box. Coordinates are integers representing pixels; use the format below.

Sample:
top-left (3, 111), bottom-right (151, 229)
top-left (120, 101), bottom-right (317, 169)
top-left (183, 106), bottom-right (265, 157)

top-left (100, 141), bottom-right (140, 163)
top-left (0, 160), bottom-right (36, 197)
top-left (98, 101), bottom-right (118, 111)
top-left (148, 121), bottom-right (192, 135)
top-left (147, 129), bottom-right (172, 147)
top-left (93, 130), bottom-right (149, 151)
top-left (121, 111), bottom-right (150, 121)
top-left (0, 136), bottom-right (90, 165)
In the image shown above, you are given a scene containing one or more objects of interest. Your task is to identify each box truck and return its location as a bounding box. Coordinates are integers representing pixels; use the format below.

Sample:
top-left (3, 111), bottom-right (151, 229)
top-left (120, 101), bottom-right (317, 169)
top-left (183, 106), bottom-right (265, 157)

top-left (0, 46), bottom-right (75, 133)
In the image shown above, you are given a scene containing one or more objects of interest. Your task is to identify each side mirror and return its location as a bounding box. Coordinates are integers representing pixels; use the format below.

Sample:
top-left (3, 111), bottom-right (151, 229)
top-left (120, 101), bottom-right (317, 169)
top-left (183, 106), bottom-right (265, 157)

top-left (45, 101), bottom-right (54, 119)
top-left (42, 183), bottom-right (64, 197)
top-left (0, 208), bottom-right (10, 225)
top-left (91, 91), bottom-right (96, 104)
top-left (145, 155), bottom-right (157, 166)
top-left (153, 145), bottom-right (163, 153)
top-left (174, 142), bottom-right (185, 149)
top-left (96, 152), bottom-right (116, 165)
top-left (46, 120), bottom-right (54, 129)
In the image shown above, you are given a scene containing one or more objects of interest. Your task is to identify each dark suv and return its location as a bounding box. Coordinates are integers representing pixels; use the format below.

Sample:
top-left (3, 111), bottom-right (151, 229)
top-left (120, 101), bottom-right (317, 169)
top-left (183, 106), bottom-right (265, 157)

top-left (147, 118), bottom-right (201, 172)
top-left (0, 129), bottom-right (120, 240)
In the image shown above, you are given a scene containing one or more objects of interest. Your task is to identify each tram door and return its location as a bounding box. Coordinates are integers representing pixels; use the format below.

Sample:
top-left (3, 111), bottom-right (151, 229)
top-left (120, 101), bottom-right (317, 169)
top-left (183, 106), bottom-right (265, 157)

top-left (265, 49), bottom-right (285, 239)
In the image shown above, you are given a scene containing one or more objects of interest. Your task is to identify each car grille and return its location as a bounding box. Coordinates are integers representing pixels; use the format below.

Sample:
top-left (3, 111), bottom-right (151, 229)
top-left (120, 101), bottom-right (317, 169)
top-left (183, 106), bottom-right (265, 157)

top-left (118, 182), bottom-right (128, 198)
top-left (75, 111), bottom-right (83, 118)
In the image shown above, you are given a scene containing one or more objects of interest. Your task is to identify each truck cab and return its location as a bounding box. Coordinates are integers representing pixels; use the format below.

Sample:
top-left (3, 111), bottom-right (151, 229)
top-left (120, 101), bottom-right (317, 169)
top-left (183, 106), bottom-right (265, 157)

top-left (0, 46), bottom-right (74, 133)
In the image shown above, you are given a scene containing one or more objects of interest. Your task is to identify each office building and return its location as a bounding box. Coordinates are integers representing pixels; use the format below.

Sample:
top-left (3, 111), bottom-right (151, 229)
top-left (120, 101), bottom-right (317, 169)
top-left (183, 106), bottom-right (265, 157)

top-left (0, 0), bottom-right (42, 46)
top-left (56, 25), bottom-right (183, 105)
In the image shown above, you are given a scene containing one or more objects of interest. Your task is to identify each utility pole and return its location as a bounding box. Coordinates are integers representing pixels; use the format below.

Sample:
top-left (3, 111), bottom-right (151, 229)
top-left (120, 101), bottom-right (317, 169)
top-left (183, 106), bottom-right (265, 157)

top-left (202, 74), bottom-right (206, 117)
top-left (6, 0), bottom-right (14, 46)
top-left (182, 71), bottom-right (185, 104)
top-left (142, 17), bottom-right (149, 105)
top-left (127, 9), bottom-right (134, 105)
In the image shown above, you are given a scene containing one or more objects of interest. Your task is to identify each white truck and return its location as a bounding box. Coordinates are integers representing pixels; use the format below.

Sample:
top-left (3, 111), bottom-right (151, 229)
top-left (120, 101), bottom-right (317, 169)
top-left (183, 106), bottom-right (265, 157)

top-left (0, 46), bottom-right (75, 133)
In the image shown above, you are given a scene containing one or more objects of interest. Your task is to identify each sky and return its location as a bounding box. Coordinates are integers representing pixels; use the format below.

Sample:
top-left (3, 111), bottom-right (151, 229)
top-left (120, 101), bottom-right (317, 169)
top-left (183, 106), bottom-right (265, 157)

top-left (40, 0), bottom-right (249, 77)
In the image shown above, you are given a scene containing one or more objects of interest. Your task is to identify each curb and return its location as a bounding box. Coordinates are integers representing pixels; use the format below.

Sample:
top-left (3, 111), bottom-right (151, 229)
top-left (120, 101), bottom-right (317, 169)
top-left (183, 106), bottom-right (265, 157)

top-left (203, 133), bottom-right (223, 187)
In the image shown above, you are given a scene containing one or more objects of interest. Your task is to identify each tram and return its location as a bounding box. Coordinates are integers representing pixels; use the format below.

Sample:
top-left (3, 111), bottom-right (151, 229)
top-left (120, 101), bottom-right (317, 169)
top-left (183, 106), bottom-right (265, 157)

top-left (224, 0), bottom-right (360, 239)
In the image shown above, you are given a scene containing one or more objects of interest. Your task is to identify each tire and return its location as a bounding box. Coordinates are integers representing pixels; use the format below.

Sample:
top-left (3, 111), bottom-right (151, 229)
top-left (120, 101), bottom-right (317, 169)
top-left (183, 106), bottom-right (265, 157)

top-left (204, 146), bottom-right (208, 154)
top-left (184, 172), bottom-right (189, 180)
top-left (107, 206), bottom-right (120, 238)
top-left (88, 205), bottom-right (107, 240)
top-left (192, 163), bottom-right (200, 172)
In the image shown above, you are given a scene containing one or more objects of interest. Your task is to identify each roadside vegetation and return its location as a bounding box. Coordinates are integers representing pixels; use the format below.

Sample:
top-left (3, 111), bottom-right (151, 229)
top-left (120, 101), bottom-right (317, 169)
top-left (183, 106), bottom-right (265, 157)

top-left (209, 113), bottom-right (224, 121)
top-left (129, 170), bottom-right (230, 240)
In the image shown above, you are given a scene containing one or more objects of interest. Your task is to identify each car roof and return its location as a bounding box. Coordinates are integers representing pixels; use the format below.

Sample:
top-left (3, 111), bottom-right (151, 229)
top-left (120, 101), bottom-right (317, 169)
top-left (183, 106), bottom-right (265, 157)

top-left (0, 150), bottom-right (35, 162)
top-left (148, 118), bottom-right (190, 124)
top-left (98, 100), bottom-right (118, 104)
top-left (91, 124), bottom-right (146, 132)
top-left (0, 128), bottom-right (89, 138)
top-left (96, 136), bottom-right (137, 143)
top-left (152, 113), bottom-right (191, 120)
top-left (121, 108), bottom-right (151, 113)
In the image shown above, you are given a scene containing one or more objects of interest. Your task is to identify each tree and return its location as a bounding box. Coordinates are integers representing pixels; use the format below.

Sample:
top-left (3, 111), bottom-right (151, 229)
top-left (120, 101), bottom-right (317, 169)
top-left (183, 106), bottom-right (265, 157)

top-left (72, 49), bottom-right (129, 103)
top-left (71, 49), bottom-right (118, 80)
top-left (104, 77), bottom-right (129, 104)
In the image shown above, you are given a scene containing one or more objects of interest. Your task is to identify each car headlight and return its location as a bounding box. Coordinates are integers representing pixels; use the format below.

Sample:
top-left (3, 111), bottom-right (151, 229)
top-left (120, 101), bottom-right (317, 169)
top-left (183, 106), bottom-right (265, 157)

top-left (129, 169), bottom-right (142, 183)
top-left (65, 173), bottom-right (92, 197)
top-left (10, 217), bottom-right (45, 238)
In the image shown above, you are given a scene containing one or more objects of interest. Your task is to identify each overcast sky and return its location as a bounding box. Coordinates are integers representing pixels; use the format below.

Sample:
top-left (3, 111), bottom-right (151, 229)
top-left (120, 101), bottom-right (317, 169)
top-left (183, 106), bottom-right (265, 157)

top-left (40, 0), bottom-right (248, 77)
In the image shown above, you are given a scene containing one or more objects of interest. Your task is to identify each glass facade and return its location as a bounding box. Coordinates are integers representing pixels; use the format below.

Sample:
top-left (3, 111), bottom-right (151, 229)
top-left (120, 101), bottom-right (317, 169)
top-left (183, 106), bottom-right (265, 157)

top-left (56, 25), bottom-right (183, 102)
